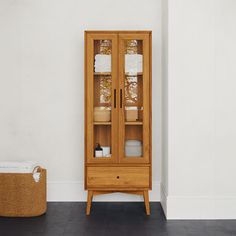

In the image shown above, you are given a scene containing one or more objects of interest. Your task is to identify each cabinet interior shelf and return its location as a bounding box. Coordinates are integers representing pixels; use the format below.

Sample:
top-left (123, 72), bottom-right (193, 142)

top-left (94, 72), bottom-right (111, 76)
top-left (125, 121), bottom-right (143, 125)
top-left (94, 72), bottom-right (143, 76)
top-left (94, 121), bottom-right (143, 125)
top-left (93, 157), bottom-right (112, 159)
top-left (125, 72), bottom-right (143, 76)
top-left (94, 121), bottom-right (111, 125)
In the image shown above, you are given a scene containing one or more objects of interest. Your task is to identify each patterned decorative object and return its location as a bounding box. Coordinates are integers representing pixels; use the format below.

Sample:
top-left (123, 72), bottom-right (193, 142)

top-left (100, 76), bottom-right (112, 104)
top-left (99, 40), bottom-right (112, 55)
top-left (125, 76), bottom-right (138, 104)
top-left (126, 40), bottom-right (138, 54)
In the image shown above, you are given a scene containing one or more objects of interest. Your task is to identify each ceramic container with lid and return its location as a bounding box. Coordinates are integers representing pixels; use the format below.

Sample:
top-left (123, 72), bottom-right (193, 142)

top-left (125, 140), bottom-right (142, 157)
top-left (125, 106), bottom-right (138, 121)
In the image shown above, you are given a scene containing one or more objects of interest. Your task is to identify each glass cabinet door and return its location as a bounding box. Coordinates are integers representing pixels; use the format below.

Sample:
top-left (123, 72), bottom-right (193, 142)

top-left (118, 34), bottom-right (150, 163)
top-left (86, 34), bottom-right (118, 163)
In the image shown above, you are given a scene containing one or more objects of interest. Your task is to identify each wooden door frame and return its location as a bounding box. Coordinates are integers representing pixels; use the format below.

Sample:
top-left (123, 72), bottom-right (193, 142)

top-left (118, 33), bottom-right (150, 164)
top-left (85, 32), bottom-right (119, 164)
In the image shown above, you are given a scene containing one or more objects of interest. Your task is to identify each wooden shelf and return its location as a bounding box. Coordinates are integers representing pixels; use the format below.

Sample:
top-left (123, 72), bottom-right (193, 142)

top-left (94, 122), bottom-right (111, 125)
top-left (125, 72), bottom-right (143, 76)
top-left (94, 72), bottom-right (142, 76)
top-left (125, 156), bottom-right (143, 159)
top-left (93, 156), bottom-right (112, 159)
top-left (94, 72), bottom-right (111, 76)
top-left (125, 121), bottom-right (143, 125)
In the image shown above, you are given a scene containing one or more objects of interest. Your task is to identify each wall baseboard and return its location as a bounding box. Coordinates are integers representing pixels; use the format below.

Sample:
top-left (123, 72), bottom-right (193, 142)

top-left (160, 182), bottom-right (167, 217)
top-left (160, 183), bottom-right (236, 219)
top-left (47, 181), bottom-right (160, 202)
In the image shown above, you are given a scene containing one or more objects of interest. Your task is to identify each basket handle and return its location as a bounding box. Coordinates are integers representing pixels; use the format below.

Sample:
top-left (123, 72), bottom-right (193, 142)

top-left (32, 166), bottom-right (42, 183)
top-left (32, 166), bottom-right (41, 174)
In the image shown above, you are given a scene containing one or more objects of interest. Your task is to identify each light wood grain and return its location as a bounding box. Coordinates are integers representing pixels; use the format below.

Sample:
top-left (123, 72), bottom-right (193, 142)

top-left (118, 33), bottom-right (150, 164)
top-left (149, 32), bottom-right (152, 189)
top-left (93, 190), bottom-right (143, 196)
top-left (86, 190), bottom-right (93, 215)
top-left (125, 122), bottom-right (143, 125)
top-left (85, 30), bottom-right (152, 34)
top-left (94, 125), bottom-right (111, 147)
top-left (85, 33), bottom-right (118, 164)
top-left (94, 122), bottom-right (112, 125)
top-left (94, 72), bottom-right (112, 76)
top-left (87, 167), bottom-right (149, 188)
top-left (143, 190), bottom-right (150, 215)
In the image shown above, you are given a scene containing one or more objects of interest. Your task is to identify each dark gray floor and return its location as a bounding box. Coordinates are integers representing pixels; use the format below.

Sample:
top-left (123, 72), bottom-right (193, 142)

top-left (0, 202), bottom-right (236, 236)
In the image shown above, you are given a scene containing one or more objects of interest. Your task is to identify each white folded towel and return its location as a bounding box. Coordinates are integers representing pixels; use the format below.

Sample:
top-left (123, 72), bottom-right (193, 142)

top-left (125, 54), bottom-right (143, 74)
top-left (94, 54), bottom-right (111, 72)
top-left (0, 161), bottom-right (41, 182)
top-left (95, 68), bottom-right (111, 73)
top-left (95, 54), bottom-right (111, 61)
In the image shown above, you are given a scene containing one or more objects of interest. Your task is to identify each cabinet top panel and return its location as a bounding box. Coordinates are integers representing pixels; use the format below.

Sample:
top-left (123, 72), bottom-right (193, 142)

top-left (85, 30), bottom-right (152, 34)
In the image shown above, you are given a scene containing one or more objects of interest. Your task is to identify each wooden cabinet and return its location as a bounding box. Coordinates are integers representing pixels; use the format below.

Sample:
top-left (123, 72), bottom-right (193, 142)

top-left (84, 31), bottom-right (152, 215)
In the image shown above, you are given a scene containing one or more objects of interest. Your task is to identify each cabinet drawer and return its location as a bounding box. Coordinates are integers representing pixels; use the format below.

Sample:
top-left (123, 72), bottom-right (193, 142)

top-left (87, 167), bottom-right (149, 188)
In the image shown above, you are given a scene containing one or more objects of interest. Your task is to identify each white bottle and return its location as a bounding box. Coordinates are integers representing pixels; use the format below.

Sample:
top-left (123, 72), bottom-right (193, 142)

top-left (95, 143), bottom-right (103, 157)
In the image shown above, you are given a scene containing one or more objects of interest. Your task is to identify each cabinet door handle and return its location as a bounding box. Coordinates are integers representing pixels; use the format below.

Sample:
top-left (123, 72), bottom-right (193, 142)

top-left (114, 89), bottom-right (116, 108)
top-left (120, 89), bottom-right (123, 108)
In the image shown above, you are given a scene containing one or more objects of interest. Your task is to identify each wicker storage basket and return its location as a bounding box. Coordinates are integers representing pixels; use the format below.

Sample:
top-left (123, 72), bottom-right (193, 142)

top-left (0, 168), bottom-right (46, 217)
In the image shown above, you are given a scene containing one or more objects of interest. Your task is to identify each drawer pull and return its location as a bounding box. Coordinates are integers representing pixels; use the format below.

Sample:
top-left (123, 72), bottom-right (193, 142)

top-left (116, 176), bottom-right (120, 179)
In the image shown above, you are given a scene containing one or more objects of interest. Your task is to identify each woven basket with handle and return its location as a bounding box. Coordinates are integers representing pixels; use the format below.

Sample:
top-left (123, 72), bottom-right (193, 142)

top-left (0, 167), bottom-right (46, 217)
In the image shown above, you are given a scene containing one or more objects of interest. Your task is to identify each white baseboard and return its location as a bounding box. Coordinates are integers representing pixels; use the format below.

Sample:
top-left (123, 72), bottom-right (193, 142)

top-left (47, 181), bottom-right (160, 202)
top-left (160, 182), bottom-right (167, 217)
top-left (160, 183), bottom-right (236, 219)
top-left (167, 195), bottom-right (236, 219)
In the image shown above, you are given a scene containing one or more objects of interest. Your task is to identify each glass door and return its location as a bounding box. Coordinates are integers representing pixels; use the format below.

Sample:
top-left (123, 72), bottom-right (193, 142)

top-left (86, 34), bottom-right (118, 163)
top-left (118, 34), bottom-right (150, 163)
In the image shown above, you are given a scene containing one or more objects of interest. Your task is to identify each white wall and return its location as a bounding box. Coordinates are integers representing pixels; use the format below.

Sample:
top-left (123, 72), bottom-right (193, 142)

top-left (162, 0), bottom-right (236, 219)
top-left (161, 0), bottom-right (168, 216)
top-left (0, 0), bottom-right (162, 201)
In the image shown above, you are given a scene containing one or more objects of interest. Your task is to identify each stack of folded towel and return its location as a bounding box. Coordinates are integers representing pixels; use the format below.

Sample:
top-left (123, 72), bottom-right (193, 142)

top-left (94, 54), bottom-right (111, 73)
top-left (0, 161), bottom-right (41, 182)
top-left (125, 54), bottom-right (143, 74)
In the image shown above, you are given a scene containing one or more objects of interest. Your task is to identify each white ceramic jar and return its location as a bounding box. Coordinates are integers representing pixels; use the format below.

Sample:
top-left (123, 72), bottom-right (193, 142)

top-left (125, 140), bottom-right (142, 157)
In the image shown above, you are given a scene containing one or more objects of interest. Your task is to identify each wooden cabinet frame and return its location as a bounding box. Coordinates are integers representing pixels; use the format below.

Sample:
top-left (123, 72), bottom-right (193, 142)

top-left (118, 33), bottom-right (150, 164)
top-left (85, 33), bottom-right (118, 164)
top-left (84, 31), bottom-right (152, 215)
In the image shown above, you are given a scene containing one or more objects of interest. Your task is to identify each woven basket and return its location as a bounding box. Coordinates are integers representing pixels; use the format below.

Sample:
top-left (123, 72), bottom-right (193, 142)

top-left (0, 168), bottom-right (46, 217)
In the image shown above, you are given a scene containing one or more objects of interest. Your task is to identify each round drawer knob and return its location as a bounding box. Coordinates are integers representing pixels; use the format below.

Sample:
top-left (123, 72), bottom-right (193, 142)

top-left (117, 176), bottom-right (120, 179)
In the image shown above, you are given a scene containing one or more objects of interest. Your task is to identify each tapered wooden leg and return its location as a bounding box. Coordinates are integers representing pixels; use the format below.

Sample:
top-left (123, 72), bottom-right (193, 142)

top-left (143, 190), bottom-right (150, 215)
top-left (86, 190), bottom-right (93, 215)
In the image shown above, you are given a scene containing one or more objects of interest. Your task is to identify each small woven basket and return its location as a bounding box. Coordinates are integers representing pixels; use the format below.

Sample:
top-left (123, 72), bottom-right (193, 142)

top-left (0, 168), bottom-right (46, 217)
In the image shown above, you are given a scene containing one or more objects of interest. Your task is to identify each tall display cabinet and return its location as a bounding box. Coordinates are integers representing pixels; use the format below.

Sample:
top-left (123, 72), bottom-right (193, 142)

top-left (84, 31), bottom-right (152, 215)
